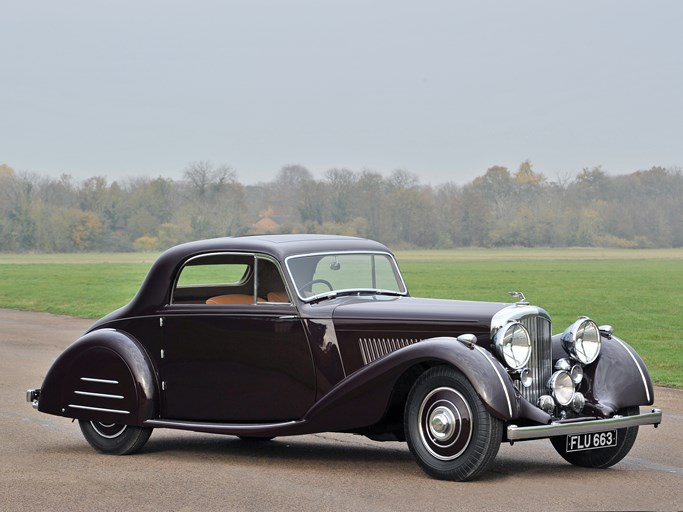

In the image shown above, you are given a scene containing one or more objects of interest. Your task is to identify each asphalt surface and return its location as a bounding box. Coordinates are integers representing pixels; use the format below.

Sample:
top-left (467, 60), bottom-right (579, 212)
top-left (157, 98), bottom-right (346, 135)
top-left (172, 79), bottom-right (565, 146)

top-left (1, 308), bottom-right (681, 511)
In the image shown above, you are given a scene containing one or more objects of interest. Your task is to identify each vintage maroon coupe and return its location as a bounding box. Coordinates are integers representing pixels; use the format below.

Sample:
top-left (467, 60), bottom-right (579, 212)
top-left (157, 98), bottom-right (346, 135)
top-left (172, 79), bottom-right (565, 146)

top-left (27, 235), bottom-right (662, 481)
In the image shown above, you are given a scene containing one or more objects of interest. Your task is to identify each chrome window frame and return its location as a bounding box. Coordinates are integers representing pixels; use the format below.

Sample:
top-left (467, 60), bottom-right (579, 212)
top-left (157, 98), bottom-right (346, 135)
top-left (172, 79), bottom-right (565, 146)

top-left (170, 252), bottom-right (293, 306)
top-left (284, 250), bottom-right (408, 303)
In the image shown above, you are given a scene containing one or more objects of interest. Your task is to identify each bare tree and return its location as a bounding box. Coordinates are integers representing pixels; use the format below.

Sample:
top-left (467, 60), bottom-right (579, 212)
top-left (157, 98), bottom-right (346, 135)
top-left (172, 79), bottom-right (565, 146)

top-left (183, 161), bottom-right (237, 199)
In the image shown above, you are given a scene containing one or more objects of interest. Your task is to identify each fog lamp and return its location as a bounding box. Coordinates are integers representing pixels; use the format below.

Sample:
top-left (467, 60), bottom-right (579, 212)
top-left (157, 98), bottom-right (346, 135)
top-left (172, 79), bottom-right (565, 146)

top-left (570, 364), bottom-right (584, 385)
top-left (571, 392), bottom-right (586, 413)
top-left (555, 358), bottom-right (571, 371)
top-left (538, 395), bottom-right (555, 414)
top-left (519, 368), bottom-right (532, 388)
top-left (548, 370), bottom-right (574, 406)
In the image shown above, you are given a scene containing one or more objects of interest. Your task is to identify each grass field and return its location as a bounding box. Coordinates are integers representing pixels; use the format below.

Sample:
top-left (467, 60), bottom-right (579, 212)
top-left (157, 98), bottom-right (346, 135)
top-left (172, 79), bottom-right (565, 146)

top-left (0, 249), bottom-right (681, 386)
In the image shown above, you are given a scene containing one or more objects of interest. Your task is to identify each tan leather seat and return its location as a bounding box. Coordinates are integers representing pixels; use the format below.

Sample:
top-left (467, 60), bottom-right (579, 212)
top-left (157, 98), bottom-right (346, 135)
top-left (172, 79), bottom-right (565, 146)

top-left (266, 291), bottom-right (289, 302)
top-left (206, 294), bottom-right (262, 305)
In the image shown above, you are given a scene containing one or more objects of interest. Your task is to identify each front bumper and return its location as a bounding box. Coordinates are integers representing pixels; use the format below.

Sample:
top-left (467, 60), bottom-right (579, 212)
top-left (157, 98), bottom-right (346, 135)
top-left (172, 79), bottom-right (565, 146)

top-left (507, 408), bottom-right (662, 441)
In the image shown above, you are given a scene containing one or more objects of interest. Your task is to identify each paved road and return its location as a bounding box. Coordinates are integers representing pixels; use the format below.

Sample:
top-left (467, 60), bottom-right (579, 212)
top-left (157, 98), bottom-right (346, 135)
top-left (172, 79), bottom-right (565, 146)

top-left (1, 309), bottom-right (681, 511)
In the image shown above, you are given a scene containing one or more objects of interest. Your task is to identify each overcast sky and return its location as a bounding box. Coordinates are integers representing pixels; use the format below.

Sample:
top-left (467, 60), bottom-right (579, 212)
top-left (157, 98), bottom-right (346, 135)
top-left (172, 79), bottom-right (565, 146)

top-left (2, 0), bottom-right (681, 185)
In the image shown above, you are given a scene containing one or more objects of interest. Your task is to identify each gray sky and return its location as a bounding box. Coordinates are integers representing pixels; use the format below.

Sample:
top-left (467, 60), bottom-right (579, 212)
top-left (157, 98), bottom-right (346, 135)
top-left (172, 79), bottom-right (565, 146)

top-left (2, 0), bottom-right (681, 185)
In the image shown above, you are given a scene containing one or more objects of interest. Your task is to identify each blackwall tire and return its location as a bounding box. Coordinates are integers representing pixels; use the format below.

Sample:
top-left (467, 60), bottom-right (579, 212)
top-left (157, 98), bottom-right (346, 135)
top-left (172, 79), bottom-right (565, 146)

top-left (79, 420), bottom-right (152, 455)
top-left (404, 366), bottom-right (503, 481)
top-left (550, 406), bottom-right (640, 468)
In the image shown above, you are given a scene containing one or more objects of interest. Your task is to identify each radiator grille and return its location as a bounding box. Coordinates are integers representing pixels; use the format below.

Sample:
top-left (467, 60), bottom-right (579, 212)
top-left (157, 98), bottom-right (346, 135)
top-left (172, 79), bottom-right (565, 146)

top-left (519, 315), bottom-right (552, 405)
top-left (359, 337), bottom-right (421, 365)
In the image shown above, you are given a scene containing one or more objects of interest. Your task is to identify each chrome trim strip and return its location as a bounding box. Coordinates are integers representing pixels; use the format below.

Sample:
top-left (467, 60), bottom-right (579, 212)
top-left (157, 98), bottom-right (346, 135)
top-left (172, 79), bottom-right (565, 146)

top-left (507, 409), bottom-right (662, 441)
top-left (80, 377), bottom-right (119, 385)
top-left (68, 404), bottom-right (130, 415)
top-left (474, 345), bottom-right (513, 418)
top-left (612, 335), bottom-right (651, 403)
top-left (173, 251), bottom-right (254, 293)
top-left (74, 391), bottom-right (124, 400)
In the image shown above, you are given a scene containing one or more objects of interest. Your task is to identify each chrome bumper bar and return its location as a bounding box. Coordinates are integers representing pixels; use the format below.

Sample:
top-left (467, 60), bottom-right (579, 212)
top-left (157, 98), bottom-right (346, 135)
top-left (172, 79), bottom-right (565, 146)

top-left (507, 408), bottom-right (662, 441)
top-left (26, 389), bottom-right (40, 410)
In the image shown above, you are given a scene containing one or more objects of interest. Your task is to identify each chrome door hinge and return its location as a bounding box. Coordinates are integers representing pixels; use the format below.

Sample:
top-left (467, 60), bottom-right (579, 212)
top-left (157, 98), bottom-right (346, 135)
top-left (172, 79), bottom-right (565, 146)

top-left (160, 349), bottom-right (165, 359)
top-left (162, 381), bottom-right (167, 391)
top-left (159, 317), bottom-right (164, 327)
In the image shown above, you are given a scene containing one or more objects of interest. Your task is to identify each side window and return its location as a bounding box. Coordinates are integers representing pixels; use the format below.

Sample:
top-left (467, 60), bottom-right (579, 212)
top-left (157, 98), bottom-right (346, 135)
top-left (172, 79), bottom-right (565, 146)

top-left (172, 254), bottom-right (254, 305)
top-left (256, 258), bottom-right (290, 303)
top-left (171, 253), bottom-right (291, 305)
top-left (177, 263), bottom-right (249, 287)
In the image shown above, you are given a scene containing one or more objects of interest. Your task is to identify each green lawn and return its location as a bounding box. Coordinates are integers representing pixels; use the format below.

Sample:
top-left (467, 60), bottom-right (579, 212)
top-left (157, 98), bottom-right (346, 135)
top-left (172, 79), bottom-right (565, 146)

top-left (0, 249), bottom-right (681, 386)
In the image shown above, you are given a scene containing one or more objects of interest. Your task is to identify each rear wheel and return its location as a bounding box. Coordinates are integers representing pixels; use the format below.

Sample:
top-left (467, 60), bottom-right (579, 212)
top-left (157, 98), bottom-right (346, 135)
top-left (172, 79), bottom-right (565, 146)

top-left (550, 406), bottom-right (640, 468)
top-left (404, 366), bottom-right (503, 481)
top-left (79, 420), bottom-right (152, 455)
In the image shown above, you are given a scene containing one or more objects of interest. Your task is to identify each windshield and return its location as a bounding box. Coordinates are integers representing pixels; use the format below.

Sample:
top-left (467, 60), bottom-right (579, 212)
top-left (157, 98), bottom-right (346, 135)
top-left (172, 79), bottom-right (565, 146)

top-left (286, 252), bottom-right (407, 301)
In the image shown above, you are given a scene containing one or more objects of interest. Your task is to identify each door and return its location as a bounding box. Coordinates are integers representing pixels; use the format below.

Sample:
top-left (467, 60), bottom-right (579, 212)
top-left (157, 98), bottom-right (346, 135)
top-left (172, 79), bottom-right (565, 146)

top-left (160, 308), bottom-right (315, 422)
top-left (159, 253), bottom-right (316, 422)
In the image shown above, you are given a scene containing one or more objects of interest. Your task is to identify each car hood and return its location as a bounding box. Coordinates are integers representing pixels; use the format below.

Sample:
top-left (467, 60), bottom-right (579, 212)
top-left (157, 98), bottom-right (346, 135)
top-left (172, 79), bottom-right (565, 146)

top-left (330, 296), bottom-right (509, 327)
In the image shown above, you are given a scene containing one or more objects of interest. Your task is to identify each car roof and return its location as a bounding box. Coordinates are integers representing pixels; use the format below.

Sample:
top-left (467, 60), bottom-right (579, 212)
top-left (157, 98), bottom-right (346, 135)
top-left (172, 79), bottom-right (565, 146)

top-left (163, 234), bottom-right (392, 262)
top-left (99, 235), bottom-right (394, 319)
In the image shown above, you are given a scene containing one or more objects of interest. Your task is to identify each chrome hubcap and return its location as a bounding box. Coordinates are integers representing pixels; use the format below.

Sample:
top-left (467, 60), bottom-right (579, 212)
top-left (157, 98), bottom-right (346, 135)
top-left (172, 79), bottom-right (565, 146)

top-left (418, 386), bottom-right (473, 461)
top-left (91, 421), bottom-right (127, 439)
top-left (429, 407), bottom-right (456, 440)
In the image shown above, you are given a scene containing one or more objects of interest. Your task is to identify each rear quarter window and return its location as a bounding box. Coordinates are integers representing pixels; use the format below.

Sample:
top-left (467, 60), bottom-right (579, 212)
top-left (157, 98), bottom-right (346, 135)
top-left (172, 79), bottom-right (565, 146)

top-left (176, 263), bottom-right (249, 287)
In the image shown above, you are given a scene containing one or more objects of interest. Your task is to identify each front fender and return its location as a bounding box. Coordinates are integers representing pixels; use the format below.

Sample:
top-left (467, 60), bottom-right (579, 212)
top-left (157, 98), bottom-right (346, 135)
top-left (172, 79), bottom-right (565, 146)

top-left (38, 329), bottom-right (158, 426)
top-left (300, 336), bottom-right (517, 434)
top-left (581, 335), bottom-right (655, 415)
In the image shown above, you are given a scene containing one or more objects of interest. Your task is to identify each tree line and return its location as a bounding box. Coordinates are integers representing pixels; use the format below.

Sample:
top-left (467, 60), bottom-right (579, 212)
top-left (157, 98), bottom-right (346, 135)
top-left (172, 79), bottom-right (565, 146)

top-left (1, 161), bottom-right (681, 253)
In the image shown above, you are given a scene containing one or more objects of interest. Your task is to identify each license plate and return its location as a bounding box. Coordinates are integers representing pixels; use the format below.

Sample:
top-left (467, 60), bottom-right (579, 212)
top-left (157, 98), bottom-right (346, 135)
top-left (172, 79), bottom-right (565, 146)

top-left (566, 430), bottom-right (618, 452)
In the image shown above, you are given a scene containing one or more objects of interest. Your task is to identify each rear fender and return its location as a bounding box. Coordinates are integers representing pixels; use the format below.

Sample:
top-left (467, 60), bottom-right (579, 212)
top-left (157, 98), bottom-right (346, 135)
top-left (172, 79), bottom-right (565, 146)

top-left (300, 336), bottom-right (517, 434)
top-left (38, 329), bottom-right (158, 426)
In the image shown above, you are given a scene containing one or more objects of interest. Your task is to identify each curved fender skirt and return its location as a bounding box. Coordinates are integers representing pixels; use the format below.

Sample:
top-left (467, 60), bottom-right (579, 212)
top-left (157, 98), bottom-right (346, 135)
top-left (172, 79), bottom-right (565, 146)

top-left (37, 329), bottom-right (157, 425)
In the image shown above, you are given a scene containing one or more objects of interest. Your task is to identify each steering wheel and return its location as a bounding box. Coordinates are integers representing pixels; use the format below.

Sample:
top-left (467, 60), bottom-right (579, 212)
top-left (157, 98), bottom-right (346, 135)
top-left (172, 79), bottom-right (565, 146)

top-left (298, 279), bottom-right (333, 295)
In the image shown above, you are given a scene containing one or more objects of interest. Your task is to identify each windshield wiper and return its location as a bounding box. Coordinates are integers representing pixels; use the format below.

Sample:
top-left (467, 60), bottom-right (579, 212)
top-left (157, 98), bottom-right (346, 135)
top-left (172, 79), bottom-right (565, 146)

top-left (372, 289), bottom-right (404, 297)
top-left (306, 291), bottom-right (341, 304)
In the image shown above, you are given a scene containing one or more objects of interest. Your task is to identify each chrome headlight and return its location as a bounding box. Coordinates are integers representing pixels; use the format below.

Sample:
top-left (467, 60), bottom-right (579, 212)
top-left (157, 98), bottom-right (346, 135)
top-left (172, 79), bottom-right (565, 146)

top-left (561, 317), bottom-right (601, 365)
top-left (570, 364), bottom-right (584, 385)
top-left (494, 321), bottom-right (531, 370)
top-left (548, 370), bottom-right (574, 406)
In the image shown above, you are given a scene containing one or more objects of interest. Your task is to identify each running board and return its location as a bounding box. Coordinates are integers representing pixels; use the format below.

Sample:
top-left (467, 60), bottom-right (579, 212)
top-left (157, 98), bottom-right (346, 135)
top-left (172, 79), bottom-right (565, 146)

top-left (144, 418), bottom-right (304, 436)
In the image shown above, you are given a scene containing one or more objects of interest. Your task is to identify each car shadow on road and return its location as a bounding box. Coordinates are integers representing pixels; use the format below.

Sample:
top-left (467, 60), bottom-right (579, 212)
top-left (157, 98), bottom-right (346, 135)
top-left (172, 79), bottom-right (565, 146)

top-left (133, 431), bottom-right (592, 482)
top-left (144, 432), bottom-right (413, 462)
top-left (33, 432), bottom-right (628, 484)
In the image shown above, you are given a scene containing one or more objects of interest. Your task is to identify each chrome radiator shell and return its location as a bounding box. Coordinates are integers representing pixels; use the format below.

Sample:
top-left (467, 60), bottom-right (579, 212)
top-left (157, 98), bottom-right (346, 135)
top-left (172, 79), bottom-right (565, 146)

top-left (491, 305), bottom-right (552, 405)
top-left (518, 314), bottom-right (552, 404)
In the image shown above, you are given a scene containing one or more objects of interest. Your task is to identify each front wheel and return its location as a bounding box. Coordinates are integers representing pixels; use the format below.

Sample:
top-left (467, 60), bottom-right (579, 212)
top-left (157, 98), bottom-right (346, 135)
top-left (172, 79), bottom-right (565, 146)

top-left (404, 366), bottom-right (503, 481)
top-left (550, 406), bottom-right (640, 468)
top-left (79, 420), bottom-right (152, 455)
